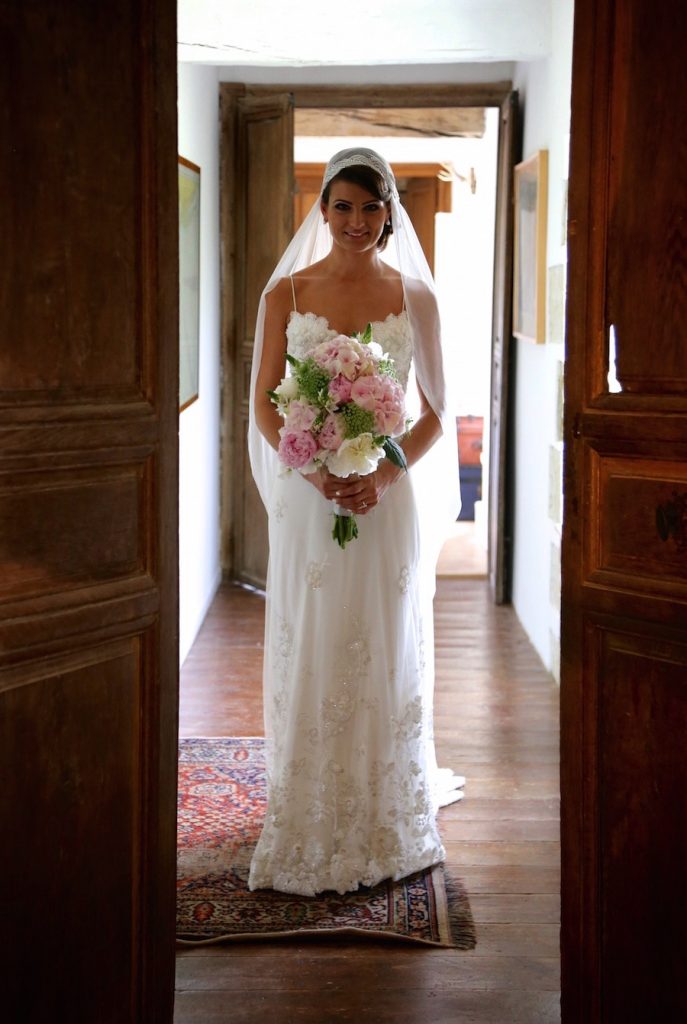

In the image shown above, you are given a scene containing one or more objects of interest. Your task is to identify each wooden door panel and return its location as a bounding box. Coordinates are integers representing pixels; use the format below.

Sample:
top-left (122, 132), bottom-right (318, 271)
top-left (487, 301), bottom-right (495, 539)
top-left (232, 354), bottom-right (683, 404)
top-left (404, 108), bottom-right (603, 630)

top-left (607, 4), bottom-right (687, 393)
top-left (0, 463), bottom-right (144, 598)
top-left (596, 627), bottom-right (687, 1019)
top-left (573, 617), bottom-right (687, 1020)
top-left (585, 448), bottom-right (687, 595)
top-left (0, 9), bottom-right (141, 396)
top-left (2, 642), bottom-right (142, 1021)
top-left (0, 1), bottom-right (178, 1020)
top-left (228, 91), bottom-right (293, 587)
top-left (562, 0), bottom-right (687, 1018)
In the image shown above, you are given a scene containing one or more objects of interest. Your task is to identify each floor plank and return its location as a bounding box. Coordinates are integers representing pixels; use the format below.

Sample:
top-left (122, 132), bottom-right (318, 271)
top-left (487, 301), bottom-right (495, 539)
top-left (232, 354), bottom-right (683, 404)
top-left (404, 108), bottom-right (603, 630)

top-left (175, 577), bottom-right (561, 1022)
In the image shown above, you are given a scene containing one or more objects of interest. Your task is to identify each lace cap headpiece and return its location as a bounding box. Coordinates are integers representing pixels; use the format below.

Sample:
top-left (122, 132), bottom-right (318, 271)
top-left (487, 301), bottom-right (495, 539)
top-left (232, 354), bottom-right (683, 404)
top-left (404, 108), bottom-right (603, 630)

top-left (322, 147), bottom-right (400, 200)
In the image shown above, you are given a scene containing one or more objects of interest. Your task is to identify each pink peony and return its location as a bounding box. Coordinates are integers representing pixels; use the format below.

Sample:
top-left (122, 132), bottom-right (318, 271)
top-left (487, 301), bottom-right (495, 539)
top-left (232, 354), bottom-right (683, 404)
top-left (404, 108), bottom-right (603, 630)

top-left (284, 399), bottom-right (317, 432)
top-left (313, 335), bottom-right (364, 381)
top-left (328, 373), bottom-right (353, 404)
top-left (318, 413), bottom-right (345, 451)
top-left (350, 375), bottom-right (384, 412)
top-left (351, 376), bottom-right (405, 435)
top-left (278, 429), bottom-right (318, 469)
top-left (374, 379), bottom-right (406, 435)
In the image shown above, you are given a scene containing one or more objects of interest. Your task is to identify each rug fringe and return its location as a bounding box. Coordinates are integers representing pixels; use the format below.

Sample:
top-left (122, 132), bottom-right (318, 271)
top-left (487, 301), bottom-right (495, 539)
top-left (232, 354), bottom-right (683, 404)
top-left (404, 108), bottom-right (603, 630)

top-left (443, 870), bottom-right (477, 950)
top-left (177, 924), bottom-right (462, 949)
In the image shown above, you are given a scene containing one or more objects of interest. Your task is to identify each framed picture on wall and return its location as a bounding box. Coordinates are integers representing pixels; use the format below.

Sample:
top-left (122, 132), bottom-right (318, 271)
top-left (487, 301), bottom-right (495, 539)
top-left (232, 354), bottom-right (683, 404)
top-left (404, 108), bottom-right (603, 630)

top-left (513, 150), bottom-right (548, 344)
top-left (178, 155), bottom-right (201, 410)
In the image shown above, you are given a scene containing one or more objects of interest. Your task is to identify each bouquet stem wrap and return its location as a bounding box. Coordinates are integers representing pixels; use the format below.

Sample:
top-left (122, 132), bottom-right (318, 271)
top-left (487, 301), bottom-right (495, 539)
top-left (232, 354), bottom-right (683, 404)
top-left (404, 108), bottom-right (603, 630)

top-left (331, 503), bottom-right (359, 548)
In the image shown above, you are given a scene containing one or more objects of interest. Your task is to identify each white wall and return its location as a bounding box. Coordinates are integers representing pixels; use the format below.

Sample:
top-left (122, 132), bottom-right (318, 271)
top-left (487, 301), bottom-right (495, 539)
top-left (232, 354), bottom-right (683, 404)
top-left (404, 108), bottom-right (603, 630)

top-left (218, 62), bottom-right (516, 86)
top-left (511, 0), bottom-right (574, 678)
top-left (177, 63), bottom-right (222, 664)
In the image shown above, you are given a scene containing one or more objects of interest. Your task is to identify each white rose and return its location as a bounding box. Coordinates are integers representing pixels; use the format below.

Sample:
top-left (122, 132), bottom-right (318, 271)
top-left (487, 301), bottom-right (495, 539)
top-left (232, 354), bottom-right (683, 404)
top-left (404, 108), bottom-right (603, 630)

top-left (326, 434), bottom-right (385, 478)
top-left (274, 376), bottom-right (299, 401)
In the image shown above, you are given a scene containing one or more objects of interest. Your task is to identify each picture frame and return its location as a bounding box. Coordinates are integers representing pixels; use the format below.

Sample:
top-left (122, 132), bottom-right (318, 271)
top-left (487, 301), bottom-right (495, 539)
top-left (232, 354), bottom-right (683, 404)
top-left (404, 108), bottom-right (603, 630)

top-left (513, 150), bottom-right (548, 344)
top-left (178, 155), bottom-right (201, 410)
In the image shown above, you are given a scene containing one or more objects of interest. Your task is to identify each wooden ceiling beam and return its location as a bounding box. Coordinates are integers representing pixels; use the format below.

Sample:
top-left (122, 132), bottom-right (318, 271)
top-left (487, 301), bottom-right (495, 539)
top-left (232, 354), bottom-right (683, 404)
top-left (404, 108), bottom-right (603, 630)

top-left (294, 106), bottom-right (486, 138)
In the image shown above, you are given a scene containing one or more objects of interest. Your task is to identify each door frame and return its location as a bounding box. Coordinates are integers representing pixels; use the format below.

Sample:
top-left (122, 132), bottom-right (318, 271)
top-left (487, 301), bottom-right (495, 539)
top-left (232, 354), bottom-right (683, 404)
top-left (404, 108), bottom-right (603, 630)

top-left (219, 81), bottom-right (517, 597)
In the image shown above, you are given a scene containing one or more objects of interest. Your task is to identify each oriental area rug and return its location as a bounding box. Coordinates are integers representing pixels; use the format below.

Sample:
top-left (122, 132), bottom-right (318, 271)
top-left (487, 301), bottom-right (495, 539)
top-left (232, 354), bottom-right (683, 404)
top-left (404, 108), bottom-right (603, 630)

top-left (177, 736), bottom-right (475, 949)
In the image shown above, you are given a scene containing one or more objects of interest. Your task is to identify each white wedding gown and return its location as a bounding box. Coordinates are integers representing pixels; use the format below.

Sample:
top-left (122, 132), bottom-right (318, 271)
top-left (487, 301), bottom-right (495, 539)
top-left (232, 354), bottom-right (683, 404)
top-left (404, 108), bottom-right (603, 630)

top-left (248, 310), bottom-right (461, 897)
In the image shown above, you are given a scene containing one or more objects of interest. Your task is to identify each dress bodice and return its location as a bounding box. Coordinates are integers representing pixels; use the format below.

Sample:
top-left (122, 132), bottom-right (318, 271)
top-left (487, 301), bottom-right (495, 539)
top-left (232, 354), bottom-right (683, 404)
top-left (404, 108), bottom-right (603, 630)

top-left (286, 310), bottom-right (413, 391)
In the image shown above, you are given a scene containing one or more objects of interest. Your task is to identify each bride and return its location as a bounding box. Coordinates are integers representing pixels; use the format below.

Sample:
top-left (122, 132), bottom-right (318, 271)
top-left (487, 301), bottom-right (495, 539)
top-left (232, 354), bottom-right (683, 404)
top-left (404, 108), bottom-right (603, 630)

top-left (248, 147), bottom-right (462, 896)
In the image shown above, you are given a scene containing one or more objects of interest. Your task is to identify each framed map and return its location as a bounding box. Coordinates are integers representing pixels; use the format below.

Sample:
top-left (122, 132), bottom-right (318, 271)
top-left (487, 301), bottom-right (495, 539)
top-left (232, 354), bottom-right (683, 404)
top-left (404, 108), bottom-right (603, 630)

top-left (178, 156), bottom-right (201, 410)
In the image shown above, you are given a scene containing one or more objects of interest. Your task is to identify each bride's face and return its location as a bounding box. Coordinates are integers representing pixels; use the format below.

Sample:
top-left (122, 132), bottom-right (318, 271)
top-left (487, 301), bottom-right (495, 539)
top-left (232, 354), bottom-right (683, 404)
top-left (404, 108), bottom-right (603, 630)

top-left (321, 181), bottom-right (389, 253)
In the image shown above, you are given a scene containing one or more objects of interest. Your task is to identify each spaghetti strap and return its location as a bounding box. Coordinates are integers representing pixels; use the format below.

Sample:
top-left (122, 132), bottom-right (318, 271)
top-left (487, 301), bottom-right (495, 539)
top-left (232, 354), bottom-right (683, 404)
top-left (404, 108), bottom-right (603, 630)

top-left (289, 275), bottom-right (297, 312)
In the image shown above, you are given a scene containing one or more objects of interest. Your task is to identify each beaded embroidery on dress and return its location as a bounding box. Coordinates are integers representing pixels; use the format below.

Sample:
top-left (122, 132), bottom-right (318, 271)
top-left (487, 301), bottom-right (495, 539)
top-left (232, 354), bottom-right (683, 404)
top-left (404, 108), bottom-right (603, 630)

top-left (247, 311), bottom-right (449, 897)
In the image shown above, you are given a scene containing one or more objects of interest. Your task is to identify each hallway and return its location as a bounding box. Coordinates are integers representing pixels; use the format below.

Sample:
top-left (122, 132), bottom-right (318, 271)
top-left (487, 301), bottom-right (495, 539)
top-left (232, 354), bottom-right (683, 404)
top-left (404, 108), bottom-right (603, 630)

top-left (175, 578), bottom-right (560, 1022)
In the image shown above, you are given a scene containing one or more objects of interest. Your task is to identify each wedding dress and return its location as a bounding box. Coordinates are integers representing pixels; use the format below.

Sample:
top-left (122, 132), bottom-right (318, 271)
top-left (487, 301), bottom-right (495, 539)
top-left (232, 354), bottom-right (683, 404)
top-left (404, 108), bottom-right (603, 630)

top-left (248, 308), bottom-right (460, 897)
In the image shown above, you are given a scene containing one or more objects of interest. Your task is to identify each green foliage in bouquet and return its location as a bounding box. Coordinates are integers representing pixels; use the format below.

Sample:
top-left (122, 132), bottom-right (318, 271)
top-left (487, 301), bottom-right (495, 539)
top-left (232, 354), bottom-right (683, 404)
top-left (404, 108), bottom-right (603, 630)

top-left (341, 403), bottom-right (376, 439)
top-left (286, 353), bottom-right (330, 405)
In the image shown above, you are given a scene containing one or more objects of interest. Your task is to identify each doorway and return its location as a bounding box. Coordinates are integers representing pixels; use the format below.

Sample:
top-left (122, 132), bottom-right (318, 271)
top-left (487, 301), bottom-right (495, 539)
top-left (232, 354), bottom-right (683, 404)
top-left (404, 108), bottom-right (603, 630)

top-left (219, 83), bottom-right (516, 600)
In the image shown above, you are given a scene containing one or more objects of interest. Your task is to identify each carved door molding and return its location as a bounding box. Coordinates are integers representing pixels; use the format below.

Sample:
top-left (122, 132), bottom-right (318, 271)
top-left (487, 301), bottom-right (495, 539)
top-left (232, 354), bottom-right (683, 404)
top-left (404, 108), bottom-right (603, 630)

top-left (220, 83), bottom-right (515, 591)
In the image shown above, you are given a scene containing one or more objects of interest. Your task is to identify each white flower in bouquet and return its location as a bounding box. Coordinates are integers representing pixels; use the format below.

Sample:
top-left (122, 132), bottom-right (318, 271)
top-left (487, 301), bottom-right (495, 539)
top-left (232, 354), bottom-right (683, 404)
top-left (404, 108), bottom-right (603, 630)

top-left (325, 433), bottom-right (385, 478)
top-left (272, 375), bottom-right (299, 410)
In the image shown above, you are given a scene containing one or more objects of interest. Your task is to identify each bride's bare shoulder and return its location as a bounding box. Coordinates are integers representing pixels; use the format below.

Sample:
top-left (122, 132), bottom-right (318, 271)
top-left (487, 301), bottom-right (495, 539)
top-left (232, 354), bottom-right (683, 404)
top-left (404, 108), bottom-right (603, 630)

top-left (265, 276), bottom-right (295, 316)
top-left (381, 264), bottom-right (402, 282)
top-left (292, 259), bottom-right (329, 281)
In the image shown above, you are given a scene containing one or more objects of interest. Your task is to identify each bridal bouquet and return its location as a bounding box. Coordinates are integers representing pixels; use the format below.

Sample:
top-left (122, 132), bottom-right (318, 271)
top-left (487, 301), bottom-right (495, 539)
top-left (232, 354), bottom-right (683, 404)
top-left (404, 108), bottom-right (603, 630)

top-left (269, 324), bottom-right (408, 548)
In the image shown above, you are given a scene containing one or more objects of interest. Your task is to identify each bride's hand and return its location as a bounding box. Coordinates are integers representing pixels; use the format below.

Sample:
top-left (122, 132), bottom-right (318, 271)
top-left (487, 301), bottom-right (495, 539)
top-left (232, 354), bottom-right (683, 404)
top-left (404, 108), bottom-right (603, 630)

top-left (309, 462), bottom-right (403, 515)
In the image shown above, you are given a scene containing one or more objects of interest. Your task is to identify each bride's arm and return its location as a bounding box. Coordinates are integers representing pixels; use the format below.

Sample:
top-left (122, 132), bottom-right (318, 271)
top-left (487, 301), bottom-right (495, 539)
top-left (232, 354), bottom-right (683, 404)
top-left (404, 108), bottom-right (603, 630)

top-left (398, 383), bottom-right (443, 469)
top-left (254, 280), bottom-right (293, 451)
top-left (254, 281), bottom-right (331, 500)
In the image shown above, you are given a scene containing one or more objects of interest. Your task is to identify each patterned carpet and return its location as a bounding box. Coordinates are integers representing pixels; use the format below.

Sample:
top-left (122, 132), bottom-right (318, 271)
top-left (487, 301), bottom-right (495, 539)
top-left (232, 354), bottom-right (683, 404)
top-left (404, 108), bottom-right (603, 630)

top-left (177, 737), bottom-right (475, 948)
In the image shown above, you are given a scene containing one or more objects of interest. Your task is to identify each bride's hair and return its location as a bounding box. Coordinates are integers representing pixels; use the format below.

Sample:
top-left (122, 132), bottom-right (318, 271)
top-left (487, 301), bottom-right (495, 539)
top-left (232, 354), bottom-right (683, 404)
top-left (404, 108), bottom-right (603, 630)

top-left (321, 164), bottom-right (394, 251)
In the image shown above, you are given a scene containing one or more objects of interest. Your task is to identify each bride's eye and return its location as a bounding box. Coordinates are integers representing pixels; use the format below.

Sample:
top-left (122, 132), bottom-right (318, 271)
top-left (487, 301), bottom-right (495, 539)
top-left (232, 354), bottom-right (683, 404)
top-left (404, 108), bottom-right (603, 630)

top-left (334, 202), bottom-right (350, 211)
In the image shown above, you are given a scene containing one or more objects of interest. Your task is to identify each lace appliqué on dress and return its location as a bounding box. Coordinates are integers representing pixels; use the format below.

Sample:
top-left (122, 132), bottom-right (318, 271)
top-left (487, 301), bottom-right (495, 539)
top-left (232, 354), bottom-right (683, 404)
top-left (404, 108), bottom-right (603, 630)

top-left (273, 498), bottom-right (287, 522)
top-left (305, 559), bottom-right (327, 590)
top-left (249, 610), bottom-right (444, 896)
top-left (286, 310), bottom-right (413, 391)
top-left (398, 565), bottom-right (411, 595)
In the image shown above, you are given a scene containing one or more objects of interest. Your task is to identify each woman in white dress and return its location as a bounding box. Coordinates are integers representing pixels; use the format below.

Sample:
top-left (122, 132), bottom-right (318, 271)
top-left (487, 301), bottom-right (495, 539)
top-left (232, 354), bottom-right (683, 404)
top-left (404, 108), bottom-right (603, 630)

top-left (248, 148), bottom-right (462, 896)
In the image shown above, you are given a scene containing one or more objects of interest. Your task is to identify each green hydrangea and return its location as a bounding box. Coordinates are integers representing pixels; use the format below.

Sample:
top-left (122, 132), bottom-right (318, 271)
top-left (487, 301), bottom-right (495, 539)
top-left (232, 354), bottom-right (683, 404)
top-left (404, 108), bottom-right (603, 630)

top-left (377, 357), bottom-right (398, 380)
top-left (294, 357), bottom-right (331, 405)
top-left (341, 402), bottom-right (375, 439)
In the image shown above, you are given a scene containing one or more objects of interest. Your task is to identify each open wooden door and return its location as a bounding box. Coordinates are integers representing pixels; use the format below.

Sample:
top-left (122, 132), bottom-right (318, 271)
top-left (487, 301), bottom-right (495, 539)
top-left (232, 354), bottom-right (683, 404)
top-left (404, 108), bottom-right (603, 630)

top-left (0, 2), bottom-right (179, 1021)
top-left (221, 88), bottom-right (293, 588)
top-left (561, 0), bottom-right (687, 1018)
top-left (488, 91), bottom-right (518, 602)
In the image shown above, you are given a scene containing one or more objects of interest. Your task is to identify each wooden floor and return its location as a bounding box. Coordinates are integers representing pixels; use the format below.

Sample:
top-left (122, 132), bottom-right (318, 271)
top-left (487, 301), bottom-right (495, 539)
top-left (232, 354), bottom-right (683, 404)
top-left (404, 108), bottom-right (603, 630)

top-left (175, 578), bottom-right (561, 1023)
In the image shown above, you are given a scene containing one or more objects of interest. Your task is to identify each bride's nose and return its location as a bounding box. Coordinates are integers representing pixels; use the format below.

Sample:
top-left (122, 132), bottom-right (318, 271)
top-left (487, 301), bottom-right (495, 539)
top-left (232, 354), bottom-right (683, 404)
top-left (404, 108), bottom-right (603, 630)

top-left (347, 207), bottom-right (365, 227)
